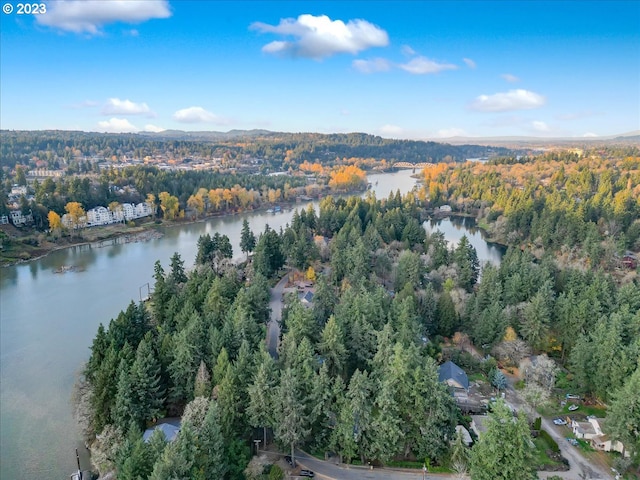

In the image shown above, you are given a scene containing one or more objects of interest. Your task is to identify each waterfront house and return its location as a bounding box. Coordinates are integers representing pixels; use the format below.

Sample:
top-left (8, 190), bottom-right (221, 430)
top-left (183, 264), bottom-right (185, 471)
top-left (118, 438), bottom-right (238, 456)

top-left (143, 420), bottom-right (181, 443)
top-left (86, 206), bottom-right (112, 226)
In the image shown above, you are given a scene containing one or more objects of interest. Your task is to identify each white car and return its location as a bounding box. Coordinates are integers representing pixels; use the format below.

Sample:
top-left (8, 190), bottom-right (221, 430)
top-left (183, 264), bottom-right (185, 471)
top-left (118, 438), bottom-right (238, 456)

top-left (568, 404), bottom-right (579, 411)
top-left (553, 418), bottom-right (567, 425)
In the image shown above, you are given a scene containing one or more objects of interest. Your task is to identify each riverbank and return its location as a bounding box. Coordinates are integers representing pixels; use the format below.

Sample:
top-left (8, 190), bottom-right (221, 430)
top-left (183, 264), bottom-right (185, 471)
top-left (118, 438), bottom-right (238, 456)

top-left (0, 184), bottom-right (370, 267)
top-left (0, 221), bottom-right (164, 267)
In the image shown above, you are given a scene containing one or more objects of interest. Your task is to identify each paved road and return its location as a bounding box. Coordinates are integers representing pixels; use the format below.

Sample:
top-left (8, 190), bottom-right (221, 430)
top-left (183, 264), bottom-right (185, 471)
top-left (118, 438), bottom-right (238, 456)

top-left (503, 388), bottom-right (613, 480)
top-left (294, 451), bottom-right (451, 480)
top-left (266, 275), bottom-right (289, 358)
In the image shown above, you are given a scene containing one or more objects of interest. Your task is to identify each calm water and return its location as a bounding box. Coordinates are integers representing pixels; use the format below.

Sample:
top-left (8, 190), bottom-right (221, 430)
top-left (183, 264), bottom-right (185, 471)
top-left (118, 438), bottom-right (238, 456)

top-left (423, 216), bottom-right (506, 267)
top-left (0, 169), bottom-right (500, 479)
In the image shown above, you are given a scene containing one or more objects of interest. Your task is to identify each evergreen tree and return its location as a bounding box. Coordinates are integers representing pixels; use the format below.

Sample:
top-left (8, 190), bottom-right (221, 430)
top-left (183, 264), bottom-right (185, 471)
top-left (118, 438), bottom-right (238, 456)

top-left (197, 401), bottom-right (228, 479)
top-left (469, 400), bottom-right (536, 480)
top-left (319, 315), bottom-right (347, 377)
top-left (169, 252), bottom-right (187, 284)
top-left (274, 368), bottom-right (310, 468)
top-left (113, 359), bottom-right (135, 432)
top-left (247, 350), bottom-right (276, 446)
top-left (331, 369), bottom-right (374, 464)
top-left (193, 360), bottom-right (211, 399)
top-left (436, 291), bottom-right (458, 337)
top-left (454, 235), bottom-right (480, 292)
top-left (253, 225), bottom-right (285, 278)
top-left (520, 290), bottom-right (551, 351)
top-left (149, 423), bottom-right (197, 480)
top-left (606, 364), bottom-right (640, 460)
top-left (130, 333), bottom-right (165, 428)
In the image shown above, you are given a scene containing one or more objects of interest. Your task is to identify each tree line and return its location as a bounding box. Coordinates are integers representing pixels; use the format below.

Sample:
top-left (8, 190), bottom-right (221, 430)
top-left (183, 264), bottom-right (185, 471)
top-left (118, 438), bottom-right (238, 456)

top-left (1, 129), bottom-right (512, 171)
top-left (423, 147), bottom-right (640, 259)
top-left (76, 187), bottom-right (640, 479)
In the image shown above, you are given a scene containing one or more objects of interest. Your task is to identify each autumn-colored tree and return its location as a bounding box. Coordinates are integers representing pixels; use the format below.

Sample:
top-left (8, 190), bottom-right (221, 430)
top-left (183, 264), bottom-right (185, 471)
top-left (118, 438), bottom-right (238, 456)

top-left (187, 194), bottom-right (204, 219)
top-left (306, 266), bottom-right (316, 282)
top-left (158, 192), bottom-right (180, 220)
top-left (48, 210), bottom-right (62, 237)
top-left (65, 201), bottom-right (86, 235)
top-left (329, 165), bottom-right (367, 191)
top-left (146, 193), bottom-right (156, 219)
top-left (108, 201), bottom-right (123, 223)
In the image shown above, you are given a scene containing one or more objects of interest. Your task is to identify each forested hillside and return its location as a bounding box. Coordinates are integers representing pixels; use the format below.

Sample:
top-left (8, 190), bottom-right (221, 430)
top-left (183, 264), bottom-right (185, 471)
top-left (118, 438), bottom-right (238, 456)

top-left (423, 147), bottom-right (640, 263)
top-left (0, 130), bottom-right (513, 170)
top-left (77, 185), bottom-right (640, 479)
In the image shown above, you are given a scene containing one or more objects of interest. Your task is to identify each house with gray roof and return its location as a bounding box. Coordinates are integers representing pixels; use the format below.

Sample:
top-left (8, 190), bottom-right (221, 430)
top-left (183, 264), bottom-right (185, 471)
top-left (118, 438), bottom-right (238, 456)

top-left (438, 360), bottom-right (470, 391)
top-left (143, 420), bottom-right (181, 443)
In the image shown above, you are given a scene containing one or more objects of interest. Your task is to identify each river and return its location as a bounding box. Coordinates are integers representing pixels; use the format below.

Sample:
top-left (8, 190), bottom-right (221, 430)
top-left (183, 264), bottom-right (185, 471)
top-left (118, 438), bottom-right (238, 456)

top-left (0, 169), bottom-right (501, 479)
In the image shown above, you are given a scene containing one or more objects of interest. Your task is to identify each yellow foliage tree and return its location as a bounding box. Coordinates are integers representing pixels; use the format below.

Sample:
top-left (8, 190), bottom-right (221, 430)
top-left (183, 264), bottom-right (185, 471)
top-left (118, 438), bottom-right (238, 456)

top-left (306, 266), bottom-right (316, 282)
top-left (48, 210), bottom-right (62, 236)
top-left (328, 165), bottom-right (367, 191)
top-left (187, 194), bottom-right (205, 219)
top-left (158, 191), bottom-right (180, 220)
top-left (504, 326), bottom-right (518, 342)
top-left (146, 193), bottom-right (156, 219)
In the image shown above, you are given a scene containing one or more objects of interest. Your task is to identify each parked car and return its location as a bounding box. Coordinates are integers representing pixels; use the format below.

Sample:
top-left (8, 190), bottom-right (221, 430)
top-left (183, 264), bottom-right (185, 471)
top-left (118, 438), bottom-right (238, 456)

top-left (568, 404), bottom-right (579, 411)
top-left (553, 418), bottom-right (567, 425)
top-left (566, 438), bottom-right (579, 446)
top-left (565, 394), bottom-right (580, 400)
top-left (300, 470), bottom-right (315, 477)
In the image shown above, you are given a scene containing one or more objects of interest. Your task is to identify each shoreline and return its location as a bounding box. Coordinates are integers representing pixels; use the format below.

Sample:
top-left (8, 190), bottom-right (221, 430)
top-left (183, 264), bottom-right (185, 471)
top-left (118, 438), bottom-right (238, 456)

top-left (0, 186), bottom-right (368, 268)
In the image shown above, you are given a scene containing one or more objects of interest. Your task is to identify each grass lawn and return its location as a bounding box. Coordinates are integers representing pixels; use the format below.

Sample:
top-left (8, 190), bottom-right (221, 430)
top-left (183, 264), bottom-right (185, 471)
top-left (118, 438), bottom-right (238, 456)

top-left (537, 401), bottom-right (607, 418)
top-left (468, 372), bottom-right (487, 383)
top-left (533, 433), bottom-right (564, 470)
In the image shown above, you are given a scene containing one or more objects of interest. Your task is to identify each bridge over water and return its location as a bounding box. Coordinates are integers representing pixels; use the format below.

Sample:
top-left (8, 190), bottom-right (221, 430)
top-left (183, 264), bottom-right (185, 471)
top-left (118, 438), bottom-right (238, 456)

top-left (393, 161), bottom-right (434, 169)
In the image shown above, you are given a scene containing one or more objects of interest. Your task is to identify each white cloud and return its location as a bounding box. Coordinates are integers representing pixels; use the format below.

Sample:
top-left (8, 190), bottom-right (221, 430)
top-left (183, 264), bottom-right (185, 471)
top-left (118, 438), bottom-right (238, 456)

top-left (102, 98), bottom-right (153, 116)
top-left (97, 118), bottom-right (138, 133)
top-left (401, 45), bottom-right (416, 56)
top-left (340, 109), bottom-right (350, 116)
top-left (250, 14), bottom-right (388, 59)
top-left (144, 124), bottom-right (165, 133)
top-left (36, 0), bottom-right (171, 35)
top-left (379, 124), bottom-right (403, 136)
top-left (436, 127), bottom-right (467, 138)
top-left (352, 57), bottom-right (391, 74)
top-left (463, 58), bottom-right (476, 69)
top-left (399, 56), bottom-right (457, 75)
top-left (469, 89), bottom-right (546, 112)
top-left (582, 132), bottom-right (598, 137)
top-left (173, 106), bottom-right (226, 124)
top-left (501, 73), bottom-right (520, 83)
top-left (531, 120), bottom-right (550, 132)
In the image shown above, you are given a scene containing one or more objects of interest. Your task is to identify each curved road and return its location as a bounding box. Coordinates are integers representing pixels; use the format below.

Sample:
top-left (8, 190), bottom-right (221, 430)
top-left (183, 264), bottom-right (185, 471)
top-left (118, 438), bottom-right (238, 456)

top-left (504, 389), bottom-right (613, 480)
top-left (294, 450), bottom-right (451, 480)
top-left (267, 275), bottom-right (289, 358)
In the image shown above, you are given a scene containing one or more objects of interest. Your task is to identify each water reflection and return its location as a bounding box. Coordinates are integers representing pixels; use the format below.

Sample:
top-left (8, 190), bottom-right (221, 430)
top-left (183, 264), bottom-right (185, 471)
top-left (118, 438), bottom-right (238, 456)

top-left (0, 169), bottom-right (447, 480)
top-left (423, 216), bottom-right (505, 266)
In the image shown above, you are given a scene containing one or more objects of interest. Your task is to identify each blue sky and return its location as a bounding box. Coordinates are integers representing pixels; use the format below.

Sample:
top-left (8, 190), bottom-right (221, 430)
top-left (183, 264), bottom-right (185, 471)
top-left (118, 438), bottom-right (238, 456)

top-left (1, 0), bottom-right (638, 138)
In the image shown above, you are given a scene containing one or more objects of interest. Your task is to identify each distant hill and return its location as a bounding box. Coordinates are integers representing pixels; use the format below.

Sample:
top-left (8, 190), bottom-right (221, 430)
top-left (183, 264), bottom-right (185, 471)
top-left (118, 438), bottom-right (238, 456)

top-left (139, 129), bottom-right (277, 141)
top-left (0, 130), bottom-right (517, 170)
top-left (431, 130), bottom-right (640, 147)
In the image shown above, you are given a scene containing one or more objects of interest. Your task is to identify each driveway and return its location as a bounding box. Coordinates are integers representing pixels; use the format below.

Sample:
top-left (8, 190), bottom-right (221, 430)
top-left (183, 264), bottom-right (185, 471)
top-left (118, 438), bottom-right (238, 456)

top-left (266, 274), bottom-right (289, 358)
top-left (503, 389), bottom-right (612, 480)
